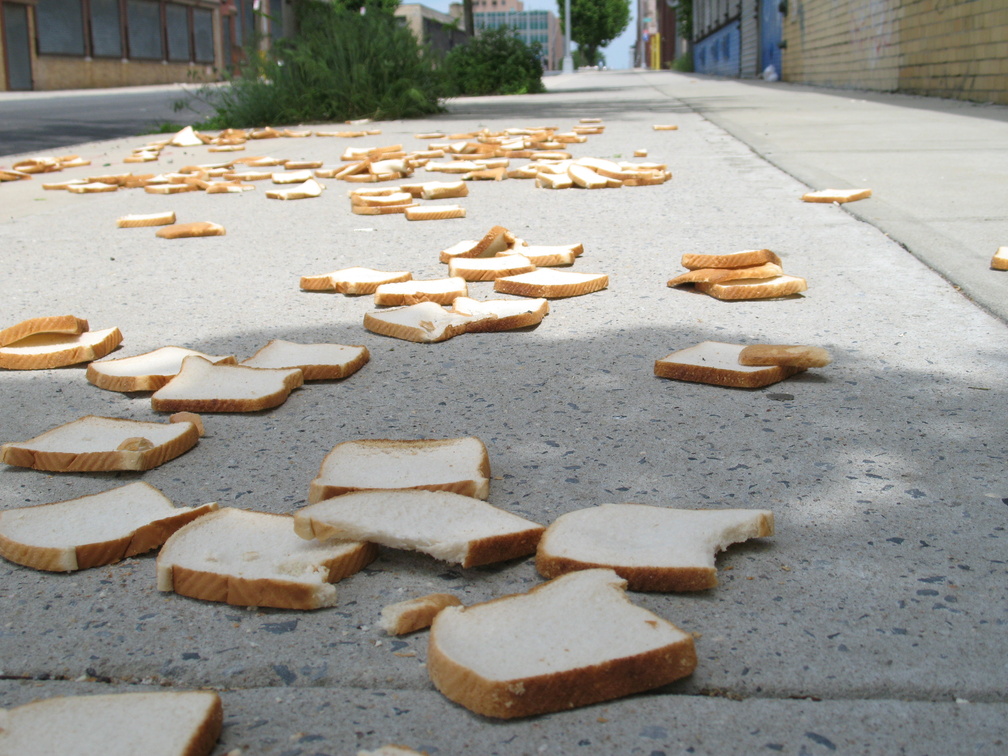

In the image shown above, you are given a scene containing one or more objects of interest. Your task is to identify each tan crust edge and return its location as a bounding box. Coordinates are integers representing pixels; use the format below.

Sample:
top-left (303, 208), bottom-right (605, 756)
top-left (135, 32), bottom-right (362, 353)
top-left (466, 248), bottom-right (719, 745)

top-left (695, 276), bottom-right (807, 300)
top-left (0, 328), bottom-right (123, 371)
top-left (667, 262), bottom-right (783, 287)
top-left (297, 346), bottom-right (371, 381)
top-left (654, 360), bottom-right (801, 388)
top-left (738, 344), bottom-right (832, 368)
top-left (462, 526), bottom-right (545, 568)
top-left (494, 274), bottom-right (608, 299)
top-left (681, 249), bottom-right (782, 270)
top-left (362, 311), bottom-right (469, 344)
top-left (536, 553), bottom-right (719, 591)
top-left (86, 355), bottom-right (239, 393)
top-left (428, 615), bottom-right (697, 719)
top-left (155, 222), bottom-right (226, 239)
top-left (460, 302), bottom-right (550, 333)
top-left (0, 316), bottom-right (89, 348)
top-left (150, 369), bottom-right (304, 413)
top-left (164, 541), bottom-right (378, 609)
top-left (382, 593), bottom-right (462, 635)
top-left (991, 247), bottom-right (1008, 271)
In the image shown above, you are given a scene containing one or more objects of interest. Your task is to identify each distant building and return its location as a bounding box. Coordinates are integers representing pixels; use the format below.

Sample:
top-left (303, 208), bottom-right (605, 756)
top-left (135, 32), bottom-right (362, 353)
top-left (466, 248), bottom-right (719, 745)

top-left (395, 3), bottom-right (468, 56)
top-left (688, 0), bottom-right (1008, 105)
top-left (452, 0), bottom-right (563, 71)
top-left (0, 0), bottom-right (225, 91)
top-left (637, 0), bottom-right (683, 70)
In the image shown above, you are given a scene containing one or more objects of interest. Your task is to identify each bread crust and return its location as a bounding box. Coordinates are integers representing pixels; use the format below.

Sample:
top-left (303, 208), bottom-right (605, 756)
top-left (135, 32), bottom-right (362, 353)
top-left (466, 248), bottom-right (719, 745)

top-left (695, 274), bottom-right (807, 300)
top-left (0, 315), bottom-right (89, 348)
top-left (738, 344), bottom-right (832, 368)
top-left (150, 359), bottom-right (304, 413)
top-left (381, 593), bottom-right (462, 635)
top-left (654, 357), bottom-right (798, 388)
top-left (668, 262), bottom-right (783, 287)
top-left (86, 349), bottom-right (238, 393)
top-left (681, 249), bottom-right (781, 270)
top-left (801, 187), bottom-right (872, 203)
top-left (155, 222), bottom-right (226, 239)
top-left (494, 271), bottom-right (608, 299)
top-left (0, 327), bottom-right (122, 370)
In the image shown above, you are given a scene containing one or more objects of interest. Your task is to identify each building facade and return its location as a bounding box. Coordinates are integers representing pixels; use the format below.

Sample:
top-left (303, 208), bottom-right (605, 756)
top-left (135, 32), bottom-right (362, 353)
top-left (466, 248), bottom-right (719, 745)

top-left (689, 0), bottom-right (1008, 105)
top-left (1, 0), bottom-right (229, 91)
top-left (452, 0), bottom-right (563, 70)
top-left (395, 2), bottom-right (468, 56)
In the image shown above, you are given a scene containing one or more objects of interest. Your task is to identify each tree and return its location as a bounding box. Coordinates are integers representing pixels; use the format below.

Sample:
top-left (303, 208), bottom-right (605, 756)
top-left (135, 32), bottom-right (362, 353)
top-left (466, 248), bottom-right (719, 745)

top-left (557, 0), bottom-right (630, 67)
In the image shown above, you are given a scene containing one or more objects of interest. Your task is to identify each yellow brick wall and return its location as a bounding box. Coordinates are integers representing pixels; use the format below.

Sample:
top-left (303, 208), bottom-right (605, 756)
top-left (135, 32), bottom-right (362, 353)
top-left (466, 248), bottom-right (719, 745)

top-left (32, 57), bottom-right (216, 91)
top-left (783, 0), bottom-right (1008, 105)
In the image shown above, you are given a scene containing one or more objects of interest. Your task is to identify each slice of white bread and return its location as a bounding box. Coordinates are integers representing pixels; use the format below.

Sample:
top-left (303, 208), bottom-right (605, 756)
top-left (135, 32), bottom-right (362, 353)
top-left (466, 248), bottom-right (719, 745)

top-left (668, 262), bottom-right (783, 287)
top-left (240, 339), bottom-right (370, 381)
top-left (0, 482), bottom-right (217, 572)
top-left (496, 244), bottom-right (582, 267)
top-left (405, 204), bottom-right (465, 221)
top-left (155, 222), bottom-right (226, 239)
top-left (494, 269), bottom-right (608, 299)
top-left (265, 177), bottom-right (325, 199)
top-left (0, 315), bottom-right (88, 348)
top-left (681, 249), bottom-right (782, 270)
top-left (427, 568), bottom-right (697, 718)
top-left (536, 503), bottom-right (774, 591)
top-left (438, 226), bottom-right (515, 263)
top-left (991, 246), bottom-right (1008, 271)
top-left (449, 297), bottom-right (549, 332)
top-left (358, 747), bottom-right (426, 756)
top-left (310, 436), bottom-right (490, 502)
top-left (448, 254), bottom-right (536, 282)
top-left (157, 507), bottom-right (377, 609)
top-left (1, 414), bottom-right (202, 472)
top-left (655, 341), bottom-right (802, 388)
top-left (801, 187), bottom-right (872, 203)
top-left (695, 274), bottom-right (807, 300)
top-left (737, 344), bottom-right (832, 368)
top-left (117, 211), bottom-right (177, 228)
top-left (294, 489), bottom-right (544, 568)
top-left (363, 301), bottom-right (474, 343)
top-left (0, 326), bottom-right (122, 370)
top-left (150, 356), bottom-right (303, 412)
top-left (86, 347), bottom-right (238, 392)
top-left (300, 267), bottom-right (412, 294)
top-left (374, 277), bottom-right (468, 306)
top-left (380, 593), bottom-right (463, 635)
top-left (0, 690), bottom-right (222, 756)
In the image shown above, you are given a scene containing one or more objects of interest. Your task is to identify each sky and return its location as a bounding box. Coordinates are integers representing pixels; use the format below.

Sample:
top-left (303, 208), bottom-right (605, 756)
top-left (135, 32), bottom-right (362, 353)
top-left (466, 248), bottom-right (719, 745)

top-left (419, 0), bottom-right (638, 70)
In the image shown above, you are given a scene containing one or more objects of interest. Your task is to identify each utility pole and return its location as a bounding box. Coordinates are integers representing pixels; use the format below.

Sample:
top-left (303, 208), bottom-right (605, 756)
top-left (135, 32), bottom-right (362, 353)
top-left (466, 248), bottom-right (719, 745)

top-left (562, 0), bottom-right (573, 73)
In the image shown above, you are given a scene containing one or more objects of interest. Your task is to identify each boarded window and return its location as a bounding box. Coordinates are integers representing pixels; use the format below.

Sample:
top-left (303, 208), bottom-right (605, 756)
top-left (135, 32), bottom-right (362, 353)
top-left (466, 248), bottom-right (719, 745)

top-left (269, 0), bottom-right (283, 39)
top-left (127, 0), bottom-right (164, 59)
top-left (166, 4), bottom-right (191, 61)
top-left (36, 0), bottom-right (86, 55)
top-left (90, 0), bottom-right (123, 57)
top-left (193, 8), bottom-right (215, 63)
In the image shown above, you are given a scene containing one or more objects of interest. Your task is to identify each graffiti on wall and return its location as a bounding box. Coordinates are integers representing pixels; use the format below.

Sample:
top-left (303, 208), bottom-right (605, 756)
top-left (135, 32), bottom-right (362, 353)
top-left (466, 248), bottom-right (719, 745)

top-left (850, 0), bottom-right (897, 70)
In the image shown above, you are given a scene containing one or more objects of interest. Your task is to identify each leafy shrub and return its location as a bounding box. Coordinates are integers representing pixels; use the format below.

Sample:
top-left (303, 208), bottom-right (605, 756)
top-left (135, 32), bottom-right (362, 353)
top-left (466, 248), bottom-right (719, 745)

top-left (201, 1), bottom-right (443, 128)
top-left (441, 27), bottom-right (544, 97)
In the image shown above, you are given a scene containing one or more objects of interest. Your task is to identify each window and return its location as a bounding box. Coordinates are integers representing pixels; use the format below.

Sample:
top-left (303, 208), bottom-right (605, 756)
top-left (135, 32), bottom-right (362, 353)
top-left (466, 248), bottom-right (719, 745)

top-left (193, 8), bottom-right (214, 63)
top-left (166, 4), bottom-right (191, 61)
top-left (127, 0), bottom-right (164, 59)
top-left (36, 0), bottom-right (86, 55)
top-left (90, 0), bottom-right (123, 57)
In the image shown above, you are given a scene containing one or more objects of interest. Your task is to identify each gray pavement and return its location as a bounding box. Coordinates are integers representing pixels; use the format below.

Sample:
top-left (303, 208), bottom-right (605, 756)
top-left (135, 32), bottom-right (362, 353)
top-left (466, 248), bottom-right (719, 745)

top-left (1, 70), bottom-right (1006, 754)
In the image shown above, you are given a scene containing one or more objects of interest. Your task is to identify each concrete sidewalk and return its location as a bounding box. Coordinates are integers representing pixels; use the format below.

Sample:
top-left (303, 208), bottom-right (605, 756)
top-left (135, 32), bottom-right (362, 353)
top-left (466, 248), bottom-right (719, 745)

top-left (1, 70), bottom-right (1006, 755)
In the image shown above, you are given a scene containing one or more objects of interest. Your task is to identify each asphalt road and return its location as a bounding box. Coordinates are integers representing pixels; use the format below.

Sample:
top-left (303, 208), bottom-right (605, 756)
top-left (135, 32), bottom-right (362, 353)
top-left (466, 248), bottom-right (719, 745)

top-left (0, 84), bottom-right (217, 157)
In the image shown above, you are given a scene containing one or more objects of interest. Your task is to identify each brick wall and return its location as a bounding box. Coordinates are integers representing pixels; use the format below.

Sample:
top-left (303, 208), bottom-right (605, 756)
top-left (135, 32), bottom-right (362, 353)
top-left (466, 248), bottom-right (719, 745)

top-left (783, 0), bottom-right (1008, 105)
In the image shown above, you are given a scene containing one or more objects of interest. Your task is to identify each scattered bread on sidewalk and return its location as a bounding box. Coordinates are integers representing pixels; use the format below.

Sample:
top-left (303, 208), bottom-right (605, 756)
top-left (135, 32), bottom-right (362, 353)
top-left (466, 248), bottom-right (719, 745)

top-left (380, 593), bottom-right (463, 635)
top-left (240, 339), bottom-right (369, 381)
top-left (156, 507), bottom-right (377, 609)
top-left (1, 414), bottom-right (202, 472)
top-left (536, 503), bottom-right (774, 591)
top-left (309, 436), bottom-right (491, 502)
top-left (695, 274), bottom-right (807, 300)
top-left (494, 269), bottom-right (608, 298)
top-left (991, 246), bottom-right (1008, 271)
top-left (0, 326), bottom-right (122, 370)
top-left (150, 356), bottom-right (303, 413)
top-left (0, 482), bottom-right (217, 572)
top-left (801, 187), bottom-right (872, 203)
top-left (86, 347), bottom-right (238, 392)
top-left (374, 277), bottom-right (468, 306)
top-left (0, 690), bottom-right (223, 756)
top-left (655, 341), bottom-right (803, 388)
top-left (295, 489), bottom-right (544, 568)
top-left (0, 315), bottom-right (88, 348)
top-left (737, 344), bottom-right (832, 368)
top-left (117, 211), bottom-right (177, 228)
top-left (155, 222), bottom-right (226, 239)
top-left (426, 568), bottom-right (697, 718)
top-left (300, 267), bottom-right (412, 294)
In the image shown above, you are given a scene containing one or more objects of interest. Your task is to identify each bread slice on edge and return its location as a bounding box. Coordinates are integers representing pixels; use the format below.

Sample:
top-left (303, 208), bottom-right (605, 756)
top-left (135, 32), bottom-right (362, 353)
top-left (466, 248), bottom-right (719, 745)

top-left (449, 297), bottom-right (549, 332)
top-left (0, 690), bottom-right (222, 756)
top-left (681, 249), bottom-right (781, 270)
top-left (655, 341), bottom-right (802, 389)
top-left (157, 507), bottom-right (377, 609)
top-left (150, 356), bottom-right (303, 412)
top-left (437, 225), bottom-right (516, 263)
top-left (0, 326), bottom-right (122, 370)
top-left (374, 277), bottom-right (468, 306)
top-left (0, 315), bottom-right (88, 348)
top-left (380, 593), bottom-right (463, 635)
top-left (667, 262), bottom-right (783, 287)
top-left (300, 266), bottom-right (412, 294)
top-left (0, 482), bottom-right (218, 572)
top-left (295, 489), bottom-right (543, 568)
top-left (310, 436), bottom-right (490, 502)
top-left (427, 568), bottom-right (697, 718)
top-left (363, 301), bottom-right (474, 343)
top-left (240, 339), bottom-right (370, 381)
top-left (738, 344), bottom-right (832, 368)
top-left (448, 254), bottom-right (536, 282)
top-left (86, 347), bottom-right (238, 392)
top-left (1, 414), bottom-right (202, 472)
top-left (695, 274), bottom-right (807, 301)
top-left (801, 187), bottom-right (872, 203)
top-left (991, 246), bottom-right (1008, 271)
top-left (536, 503), bottom-right (774, 591)
top-left (155, 222), bottom-right (226, 239)
top-left (497, 244), bottom-right (582, 267)
top-left (494, 269), bottom-right (608, 299)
